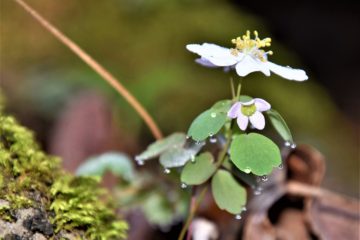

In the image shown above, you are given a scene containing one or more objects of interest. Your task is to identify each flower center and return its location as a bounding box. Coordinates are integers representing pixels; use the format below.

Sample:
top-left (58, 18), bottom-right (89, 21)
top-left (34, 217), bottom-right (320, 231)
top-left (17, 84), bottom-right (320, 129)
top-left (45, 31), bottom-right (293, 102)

top-left (241, 104), bottom-right (257, 116)
top-left (230, 30), bottom-right (273, 62)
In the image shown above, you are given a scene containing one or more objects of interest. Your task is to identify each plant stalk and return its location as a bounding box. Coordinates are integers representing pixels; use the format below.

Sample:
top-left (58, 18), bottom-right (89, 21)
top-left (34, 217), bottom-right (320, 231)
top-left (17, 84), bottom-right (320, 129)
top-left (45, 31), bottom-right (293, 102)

top-left (13, 0), bottom-right (163, 140)
top-left (178, 186), bottom-right (208, 240)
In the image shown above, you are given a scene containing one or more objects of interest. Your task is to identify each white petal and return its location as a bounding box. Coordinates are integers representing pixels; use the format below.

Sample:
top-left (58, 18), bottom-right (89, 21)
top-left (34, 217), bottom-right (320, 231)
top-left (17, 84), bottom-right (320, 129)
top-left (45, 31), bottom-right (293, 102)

top-left (235, 55), bottom-right (270, 77)
top-left (254, 98), bottom-right (271, 112)
top-left (227, 102), bottom-right (241, 118)
top-left (195, 58), bottom-right (218, 67)
top-left (186, 43), bottom-right (240, 67)
top-left (242, 99), bottom-right (255, 106)
top-left (266, 61), bottom-right (308, 81)
top-left (249, 111), bottom-right (266, 130)
top-left (237, 113), bottom-right (249, 131)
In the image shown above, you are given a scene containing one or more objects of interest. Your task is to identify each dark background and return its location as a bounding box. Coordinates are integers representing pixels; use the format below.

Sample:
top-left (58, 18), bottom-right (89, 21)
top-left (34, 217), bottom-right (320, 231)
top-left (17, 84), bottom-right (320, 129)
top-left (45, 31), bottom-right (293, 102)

top-left (232, 1), bottom-right (360, 120)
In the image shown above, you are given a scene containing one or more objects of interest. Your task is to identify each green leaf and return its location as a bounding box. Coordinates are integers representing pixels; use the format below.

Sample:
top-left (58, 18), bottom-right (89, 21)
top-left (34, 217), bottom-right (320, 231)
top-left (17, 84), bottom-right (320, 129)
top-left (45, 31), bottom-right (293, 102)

top-left (159, 141), bottom-right (204, 168)
top-left (266, 109), bottom-right (293, 142)
top-left (211, 170), bottom-right (247, 214)
top-left (76, 152), bottom-right (135, 181)
top-left (135, 133), bottom-right (186, 162)
top-left (180, 152), bottom-right (216, 185)
top-left (211, 99), bottom-right (232, 113)
top-left (187, 100), bottom-right (233, 141)
top-left (239, 95), bottom-right (253, 103)
top-left (229, 133), bottom-right (281, 176)
top-left (188, 109), bottom-right (228, 142)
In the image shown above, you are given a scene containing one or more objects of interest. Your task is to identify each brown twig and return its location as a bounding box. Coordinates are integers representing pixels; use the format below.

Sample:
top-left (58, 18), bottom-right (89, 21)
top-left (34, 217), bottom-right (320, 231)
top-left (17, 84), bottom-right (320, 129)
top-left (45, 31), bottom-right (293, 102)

top-left (286, 181), bottom-right (357, 203)
top-left (13, 0), bottom-right (163, 140)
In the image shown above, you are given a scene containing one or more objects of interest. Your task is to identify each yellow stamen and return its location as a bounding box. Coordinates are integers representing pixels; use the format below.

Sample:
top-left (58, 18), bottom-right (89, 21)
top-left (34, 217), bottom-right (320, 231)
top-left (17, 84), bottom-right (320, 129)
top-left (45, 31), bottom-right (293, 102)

top-left (230, 30), bottom-right (273, 61)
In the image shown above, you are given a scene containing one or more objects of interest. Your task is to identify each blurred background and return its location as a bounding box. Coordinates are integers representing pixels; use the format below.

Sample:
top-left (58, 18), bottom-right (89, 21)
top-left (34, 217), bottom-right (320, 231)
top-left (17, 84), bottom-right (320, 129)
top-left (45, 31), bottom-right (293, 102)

top-left (1, 0), bottom-right (359, 199)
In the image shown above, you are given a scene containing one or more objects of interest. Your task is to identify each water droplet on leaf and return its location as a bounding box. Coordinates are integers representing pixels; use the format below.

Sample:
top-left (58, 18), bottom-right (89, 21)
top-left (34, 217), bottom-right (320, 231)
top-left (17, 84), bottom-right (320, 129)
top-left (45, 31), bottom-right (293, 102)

top-left (210, 112), bottom-right (217, 118)
top-left (243, 167), bottom-right (251, 174)
top-left (242, 206), bottom-right (247, 212)
top-left (284, 141), bottom-right (291, 147)
top-left (235, 214), bottom-right (242, 220)
top-left (290, 143), bottom-right (297, 149)
top-left (137, 160), bottom-right (144, 166)
top-left (181, 183), bottom-right (187, 189)
top-left (164, 168), bottom-right (171, 174)
top-left (190, 155), bottom-right (196, 163)
top-left (278, 163), bottom-right (284, 169)
top-left (261, 175), bottom-right (268, 182)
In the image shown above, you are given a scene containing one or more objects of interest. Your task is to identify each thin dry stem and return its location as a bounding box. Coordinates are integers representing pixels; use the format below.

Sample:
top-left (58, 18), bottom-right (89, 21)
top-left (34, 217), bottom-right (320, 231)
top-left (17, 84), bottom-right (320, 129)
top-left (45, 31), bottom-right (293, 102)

top-left (13, 0), bottom-right (163, 140)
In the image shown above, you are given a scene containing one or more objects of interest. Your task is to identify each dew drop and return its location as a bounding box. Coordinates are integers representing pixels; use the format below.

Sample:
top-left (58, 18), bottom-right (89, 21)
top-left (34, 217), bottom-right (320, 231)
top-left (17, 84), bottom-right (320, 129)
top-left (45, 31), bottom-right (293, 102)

top-left (164, 168), bottom-right (171, 174)
top-left (243, 167), bottom-right (251, 174)
top-left (137, 160), bottom-right (144, 166)
top-left (234, 214), bottom-right (242, 220)
top-left (209, 136), bottom-right (217, 143)
top-left (278, 163), bottom-right (284, 169)
top-left (186, 135), bottom-right (191, 139)
top-left (254, 186), bottom-right (263, 195)
top-left (242, 206), bottom-right (247, 212)
top-left (290, 143), bottom-right (297, 149)
top-left (190, 155), bottom-right (196, 163)
top-left (261, 175), bottom-right (268, 182)
top-left (254, 189), bottom-right (262, 195)
top-left (181, 183), bottom-right (187, 189)
top-left (210, 112), bottom-right (217, 118)
top-left (284, 141), bottom-right (291, 147)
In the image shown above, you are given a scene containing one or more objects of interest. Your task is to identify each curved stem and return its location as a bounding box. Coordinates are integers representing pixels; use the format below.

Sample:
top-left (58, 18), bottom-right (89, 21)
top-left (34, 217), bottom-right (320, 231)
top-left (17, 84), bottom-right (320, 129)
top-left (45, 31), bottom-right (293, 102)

top-left (178, 186), bottom-right (208, 240)
top-left (13, 0), bottom-right (163, 140)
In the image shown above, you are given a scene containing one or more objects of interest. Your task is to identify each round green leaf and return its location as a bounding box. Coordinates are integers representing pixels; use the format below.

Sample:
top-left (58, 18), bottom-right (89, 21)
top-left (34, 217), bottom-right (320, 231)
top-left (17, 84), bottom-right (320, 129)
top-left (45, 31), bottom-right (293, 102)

top-left (159, 141), bottom-right (204, 168)
top-left (211, 100), bottom-right (232, 113)
top-left (76, 152), bottom-right (135, 181)
top-left (211, 170), bottom-right (247, 214)
top-left (135, 132), bottom-right (186, 162)
top-left (266, 109), bottom-right (293, 142)
top-left (180, 152), bottom-right (216, 185)
top-left (188, 109), bottom-right (227, 141)
top-left (239, 95), bottom-right (253, 103)
top-left (229, 133), bottom-right (281, 176)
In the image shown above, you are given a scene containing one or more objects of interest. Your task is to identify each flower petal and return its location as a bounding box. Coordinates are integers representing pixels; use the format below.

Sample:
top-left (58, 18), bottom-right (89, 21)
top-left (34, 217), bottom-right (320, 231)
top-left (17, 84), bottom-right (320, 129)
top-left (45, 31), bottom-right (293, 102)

top-left (237, 113), bottom-right (249, 131)
top-left (186, 43), bottom-right (239, 67)
top-left (254, 98), bottom-right (271, 112)
top-left (227, 102), bottom-right (241, 118)
top-left (195, 58), bottom-right (218, 68)
top-left (249, 111), bottom-right (266, 130)
top-left (266, 61), bottom-right (308, 81)
top-left (235, 56), bottom-right (270, 77)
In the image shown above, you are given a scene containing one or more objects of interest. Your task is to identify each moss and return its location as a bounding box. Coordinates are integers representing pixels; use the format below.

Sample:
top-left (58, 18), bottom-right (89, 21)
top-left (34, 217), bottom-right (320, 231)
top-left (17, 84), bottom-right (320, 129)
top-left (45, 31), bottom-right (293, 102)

top-left (50, 175), bottom-right (128, 239)
top-left (0, 109), bottom-right (128, 239)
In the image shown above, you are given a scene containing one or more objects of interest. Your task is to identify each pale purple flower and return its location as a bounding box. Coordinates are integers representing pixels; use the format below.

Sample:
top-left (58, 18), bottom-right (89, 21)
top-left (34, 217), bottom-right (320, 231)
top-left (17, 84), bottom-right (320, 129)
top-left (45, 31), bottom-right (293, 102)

top-left (227, 98), bottom-right (271, 131)
top-left (186, 31), bottom-right (308, 81)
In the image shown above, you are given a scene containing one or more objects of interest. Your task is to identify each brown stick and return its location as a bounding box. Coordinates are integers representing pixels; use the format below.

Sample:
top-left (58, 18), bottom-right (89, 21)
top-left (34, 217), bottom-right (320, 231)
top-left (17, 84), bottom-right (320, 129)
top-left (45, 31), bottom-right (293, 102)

top-left (13, 0), bottom-right (163, 140)
top-left (286, 181), bottom-right (358, 203)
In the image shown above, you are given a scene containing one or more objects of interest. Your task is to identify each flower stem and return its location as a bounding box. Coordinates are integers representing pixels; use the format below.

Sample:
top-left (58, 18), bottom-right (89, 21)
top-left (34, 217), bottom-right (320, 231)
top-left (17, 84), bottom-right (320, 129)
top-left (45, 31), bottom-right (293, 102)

top-left (12, 0), bottom-right (163, 140)
top-left (178, 186), bottom-right (208, 240)
top-left (230, 77), bottom-right (236, 99)
top-left (236, 78), bottom-right (243, 101)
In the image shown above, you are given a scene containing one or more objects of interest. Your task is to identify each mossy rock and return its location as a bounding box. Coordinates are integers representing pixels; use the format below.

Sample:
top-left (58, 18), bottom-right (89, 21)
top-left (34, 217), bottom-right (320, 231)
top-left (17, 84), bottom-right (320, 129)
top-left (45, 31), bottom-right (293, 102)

top-left (0, 109), bottom-right (128, 239)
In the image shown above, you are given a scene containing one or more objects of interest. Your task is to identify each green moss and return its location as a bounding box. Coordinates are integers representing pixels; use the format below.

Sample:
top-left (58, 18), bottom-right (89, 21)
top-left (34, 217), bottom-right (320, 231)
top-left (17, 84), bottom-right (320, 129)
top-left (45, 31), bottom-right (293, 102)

top-left (0, 109), bottom-right (127, 239)
top-left (50, 175), bottom-right (128, 239)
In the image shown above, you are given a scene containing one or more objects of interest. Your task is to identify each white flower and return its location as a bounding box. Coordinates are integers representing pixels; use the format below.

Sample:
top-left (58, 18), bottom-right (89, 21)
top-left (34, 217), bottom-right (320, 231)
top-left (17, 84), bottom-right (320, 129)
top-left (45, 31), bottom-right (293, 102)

top-left (186, 31), bottom-right (308, 81)
top-left (227, 98), bottom-right (271, 131)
